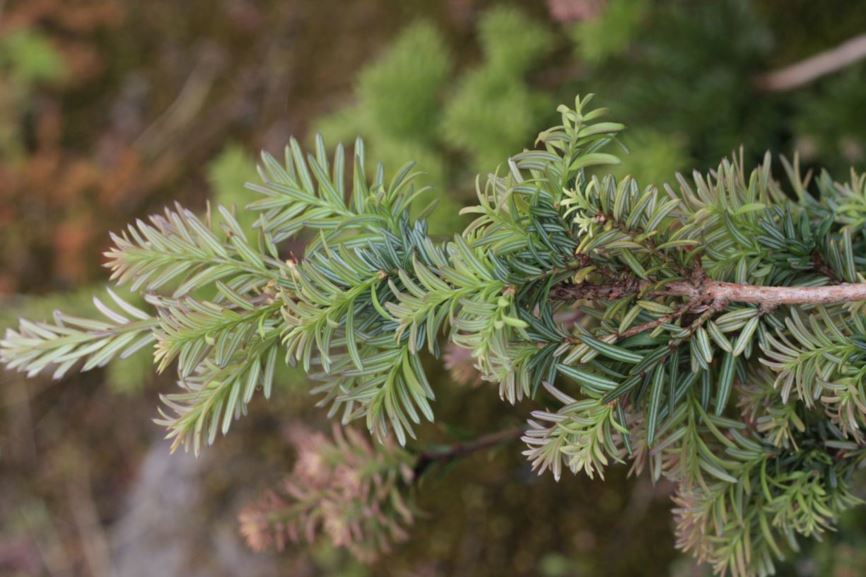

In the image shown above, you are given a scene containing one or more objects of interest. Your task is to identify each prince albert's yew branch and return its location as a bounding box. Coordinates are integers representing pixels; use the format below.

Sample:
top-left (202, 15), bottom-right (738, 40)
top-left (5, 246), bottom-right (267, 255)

top-left (5, 94), bottom-right (866, 577)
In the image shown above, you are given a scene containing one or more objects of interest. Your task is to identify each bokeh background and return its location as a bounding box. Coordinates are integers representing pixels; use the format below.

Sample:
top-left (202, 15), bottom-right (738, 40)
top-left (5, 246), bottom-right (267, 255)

top-left (2, 1), bottom-right (866, 576)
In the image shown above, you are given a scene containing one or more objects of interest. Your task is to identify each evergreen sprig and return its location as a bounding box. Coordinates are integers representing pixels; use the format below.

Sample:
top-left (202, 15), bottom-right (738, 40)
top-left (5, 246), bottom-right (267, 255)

top-left (239, 425), bottom-right (416, 561)
top-left (0, 289), bottom-right (156, 379)
top-left (3, 95), bottom-right (866, 577)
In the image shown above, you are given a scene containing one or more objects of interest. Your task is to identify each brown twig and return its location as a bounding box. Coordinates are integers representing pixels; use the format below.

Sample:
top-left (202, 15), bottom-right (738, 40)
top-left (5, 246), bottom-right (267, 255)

top-left (755, 33), bottom-right (866, 92)
top-left (414, 426), bottom-right (524, 477)
top-left (811, 252), bottom-right (840, 283)
top-left (553, 279), bottom-right (866, 307)
top-left (690, 280), bottom-right (866, 306)
top-left (615, 302), bottom-right (693, 340)
top-left (549, 276), bottom-right (642, 302)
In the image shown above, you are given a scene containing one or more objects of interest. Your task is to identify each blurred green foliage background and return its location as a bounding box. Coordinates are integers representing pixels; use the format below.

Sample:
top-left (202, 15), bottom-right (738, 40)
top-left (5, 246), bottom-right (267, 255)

top-left (2, 1), bottom-right (866, 576)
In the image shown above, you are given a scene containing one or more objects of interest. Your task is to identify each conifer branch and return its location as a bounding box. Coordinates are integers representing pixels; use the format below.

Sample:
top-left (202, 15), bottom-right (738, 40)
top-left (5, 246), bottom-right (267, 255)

top-left (4, 94), bottom-right (866, 577)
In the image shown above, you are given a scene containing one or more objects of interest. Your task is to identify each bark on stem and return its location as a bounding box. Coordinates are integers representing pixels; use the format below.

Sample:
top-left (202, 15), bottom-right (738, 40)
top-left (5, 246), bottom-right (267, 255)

top-left (553, 280), bottom-right (866, 306)
top-left (666, 280), bottom-right (866, 306)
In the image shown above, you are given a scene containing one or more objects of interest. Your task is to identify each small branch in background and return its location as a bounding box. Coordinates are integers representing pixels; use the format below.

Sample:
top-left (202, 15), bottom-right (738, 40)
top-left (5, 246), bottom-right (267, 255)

top-left (755, 33), bottom-right (866, 92)
top-left (133, 45), bottom-right (225, 159)
top-left (66, 460), bottom-right (114, 577)
top-left (414, 426), bottom-right (524, 477)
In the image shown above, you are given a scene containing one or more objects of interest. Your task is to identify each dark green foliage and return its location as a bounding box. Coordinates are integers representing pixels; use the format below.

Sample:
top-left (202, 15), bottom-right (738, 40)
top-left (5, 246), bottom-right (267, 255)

top-left (570, 0), bottom-right (647, 64)
top-left (357, 22), bottom-right (452, 145)
top-left (580, 0), bottom-right (776, 167)
top-left (317, 6), bottom-right (557, 235)
top-left (316, 21), bottom-right (452, 189)
top-left (0, 27), bottom-right (66, 158)
top-left (441, 6), bottom-right (555, 172)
